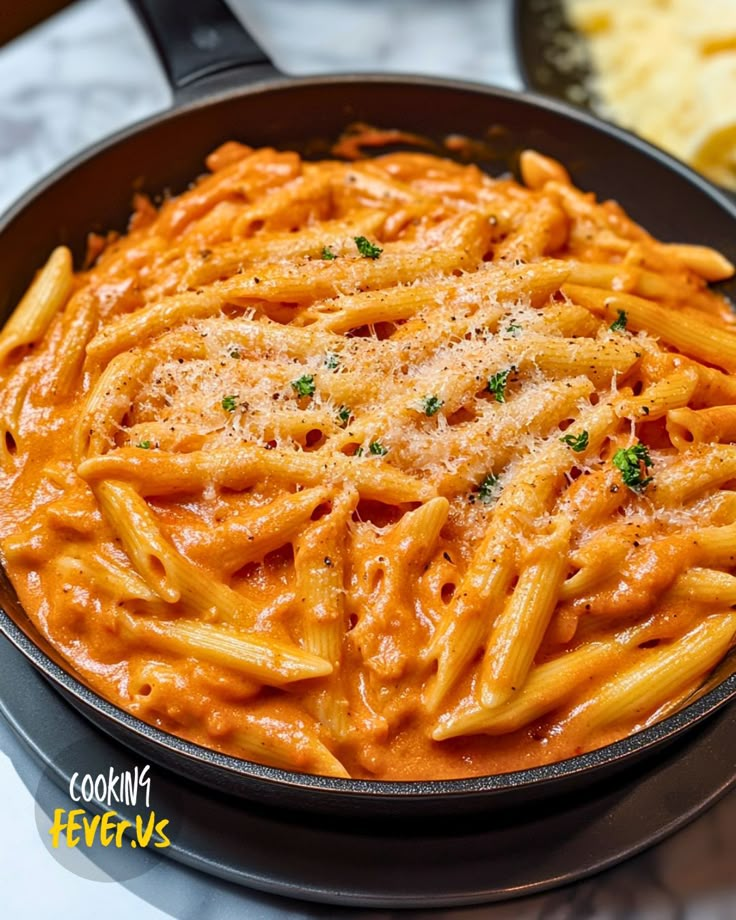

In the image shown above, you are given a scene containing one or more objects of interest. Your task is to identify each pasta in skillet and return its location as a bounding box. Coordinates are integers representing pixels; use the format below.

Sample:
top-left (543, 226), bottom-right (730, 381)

top-left (1, 140), bottom-right (735, 780)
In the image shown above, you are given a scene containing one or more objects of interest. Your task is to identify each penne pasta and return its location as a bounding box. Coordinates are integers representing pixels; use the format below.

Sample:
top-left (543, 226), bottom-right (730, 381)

top-left (667, 404), bottom-right (736, 450)
top-left (616, 367), bottom-right (699, 421)
top-left (78, 445), bottom-right (435, 504)
top-left (230, 717), bottom-right (349, 778)
top-left (94, 480), bottom-right (262, 622)
top-left (117, 613), bottom-right (333, 686)
top-left (424, 399), bottom-right (621, 712)
top-left (434, 621), bottom-right (650, 740)
top-left (0, 246), bottom-right (73, 365)
top-left (477, 516), bottom-right (572, 710)
top-left (564, 283), bottom-right (736, 373)
top-left (2, 142), bottom-right (736, 782)
top-left (296, 486), bottom-right (357, 664)
top-left (568, 614), bottom-right (736, 734)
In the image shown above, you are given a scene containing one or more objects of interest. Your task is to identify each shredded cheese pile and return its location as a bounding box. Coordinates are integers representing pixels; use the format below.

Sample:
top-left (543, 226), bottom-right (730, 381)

top-left (564, 0), bottom-right (736, 188)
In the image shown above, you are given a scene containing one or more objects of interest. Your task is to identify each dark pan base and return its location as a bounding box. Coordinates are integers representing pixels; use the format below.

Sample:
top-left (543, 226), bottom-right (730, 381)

top-left (2, 636), bottom-right (734, 909)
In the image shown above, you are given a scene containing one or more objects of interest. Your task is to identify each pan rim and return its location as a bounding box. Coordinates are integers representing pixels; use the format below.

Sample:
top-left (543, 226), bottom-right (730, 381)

top-left (1, 71), bottom-right (735, 233)
top-left (2, 71), bottom-right (736, 801)
top-left (2, 603), bottom-right (736, 799)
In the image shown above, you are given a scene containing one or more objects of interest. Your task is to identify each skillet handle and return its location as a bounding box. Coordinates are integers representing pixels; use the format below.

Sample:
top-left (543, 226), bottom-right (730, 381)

top-left (127, 0), bottom-right (281, 95)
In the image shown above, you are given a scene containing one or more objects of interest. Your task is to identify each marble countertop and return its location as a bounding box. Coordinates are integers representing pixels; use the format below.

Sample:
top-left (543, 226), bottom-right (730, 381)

top-left (0, 1), bottom-right (734, 918)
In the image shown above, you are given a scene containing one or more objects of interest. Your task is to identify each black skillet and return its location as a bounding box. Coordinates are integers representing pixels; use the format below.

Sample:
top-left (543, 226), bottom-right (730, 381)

top-left (514, 0), bottom-right (597, 109)
top-left (1, 0), bottom-right (735, 820)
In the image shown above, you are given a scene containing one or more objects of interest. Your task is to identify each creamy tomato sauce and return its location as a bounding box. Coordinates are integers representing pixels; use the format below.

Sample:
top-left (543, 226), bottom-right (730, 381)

top-left (1, 143), bottom-right (735, 780)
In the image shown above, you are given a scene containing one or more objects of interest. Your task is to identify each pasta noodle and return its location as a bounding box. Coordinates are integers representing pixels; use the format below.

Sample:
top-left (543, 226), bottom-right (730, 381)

top-left (1, 140), bottom-right (735, 781)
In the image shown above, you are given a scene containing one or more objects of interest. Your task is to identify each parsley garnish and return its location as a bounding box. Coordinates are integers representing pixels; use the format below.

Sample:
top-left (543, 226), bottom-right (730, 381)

top-left (354, 236), bottom-right (383, 259)
top-left (469, 473), bottom-right (500, 504)
top-left (337, 405), bottom-right (351, 425)
top-left (612, 442), bottom-right (654, 492)
top-left (487, 367), bottom-right (514, 403)
top-left (321, 246), bottom-right (337, 260)
top-left (560, 430), bottom-right (589, 452)
top-left (610, 310), bottom-right (628, 332)
top-left (369, 440), bottom-right (388, 456)
top-left (136, 440), bottom-right (152, 450)
top-left (421, 395), bottom-right (444, 417)
top-left (355, 446), bottom-right (364, 457)
top-left (324, 352), bottom-right (340, 370)
top-left (478, 473), bottom-right (500, 503)
top-left (291, 374), bottom-right (316, 398)
top-left (221, 395), bottom-right (238, 412)
top-left (506, 323), bottom-right (523, 336)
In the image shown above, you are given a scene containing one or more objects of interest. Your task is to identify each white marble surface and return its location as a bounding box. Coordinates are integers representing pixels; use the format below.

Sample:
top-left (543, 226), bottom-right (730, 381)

top-left (0, 0), bottom-right (521, 215)
top-left (0, 1), bottom-right (735, 918)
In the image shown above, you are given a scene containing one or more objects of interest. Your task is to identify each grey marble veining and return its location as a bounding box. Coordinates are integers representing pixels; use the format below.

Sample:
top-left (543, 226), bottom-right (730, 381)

top-left (0, 1), bottom-right (735, 918)
top-left (0, 0), bottom-right (169, 214)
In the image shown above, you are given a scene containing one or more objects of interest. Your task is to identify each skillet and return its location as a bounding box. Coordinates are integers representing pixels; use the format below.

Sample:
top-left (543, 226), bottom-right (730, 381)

top-left (513, 0), bottom-right (597, 111)
top-left (0, 0), bottom-right (735, 819)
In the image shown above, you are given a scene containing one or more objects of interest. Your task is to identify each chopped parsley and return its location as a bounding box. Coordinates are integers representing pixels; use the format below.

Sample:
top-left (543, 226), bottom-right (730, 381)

top-left (506, 323), bottom-right (523, 336)
top-left (487, 367), bottom-right (514, 403)
top-left (136, 440), bottom-right (152, 450)
top-left (610, 309), bottom-right (628, 332)
top-left (369, 440), bottom-right (388, 456)
top-left (560, 430), bottom-right (589, 452)
top-left (291, 374), bottom-right (316, 398)
top-left (421, 394), bottom-right (444, 417)
top-left (324, 352), bottom-right (340, 370)
top-left (221, 395), bottom-right (238, 412)
top-left (470, 473), bottom-right (501, 504)
top-left (354, 446), bottom-right (364, 457)
top-left (321, 245), bottom-right (337, 260)
top-left (612, 442), bottom-right (654, 493)
top-left (337, 405), bottom-right (351, 425)
top-left (354, 236), bottom-right (383, 259)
